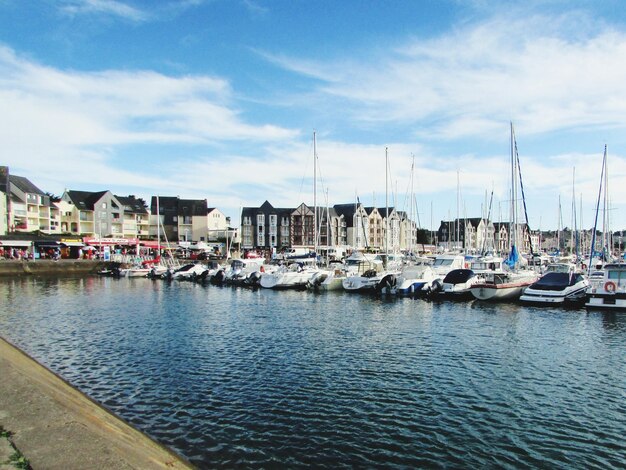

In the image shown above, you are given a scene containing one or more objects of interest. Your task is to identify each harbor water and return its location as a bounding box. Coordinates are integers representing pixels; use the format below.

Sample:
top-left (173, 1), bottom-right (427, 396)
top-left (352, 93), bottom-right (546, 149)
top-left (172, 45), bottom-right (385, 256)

top-left (0, 277), bottom-right (625, 468)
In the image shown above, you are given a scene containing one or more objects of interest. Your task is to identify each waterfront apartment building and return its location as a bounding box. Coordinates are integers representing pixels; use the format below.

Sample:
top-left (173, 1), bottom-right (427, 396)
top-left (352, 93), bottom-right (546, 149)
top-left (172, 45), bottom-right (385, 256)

top-left (150, 196), bottom-right (230, 244)
top-left (61, 190), bottom-right (149, 239)
top-left (398, 211), bottom-right (418, 251)
top-left (207, 207), bottom-right (230, 241)
top-left (240, 201), bottom-right (292, 250)
top-left (437, 218), bottom-right (538, 254)
top-left (332, 203), bottom-right (369, 250)
top-left (2, 169), bottom-right (53, 234)
top-left (241, 201), bottom-right (407, 253)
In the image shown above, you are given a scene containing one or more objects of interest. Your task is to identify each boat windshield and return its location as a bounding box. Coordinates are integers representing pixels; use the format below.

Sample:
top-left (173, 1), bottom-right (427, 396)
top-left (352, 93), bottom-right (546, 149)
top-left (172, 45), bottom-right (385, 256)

top-left (433, 258), bottom-right (455, 267)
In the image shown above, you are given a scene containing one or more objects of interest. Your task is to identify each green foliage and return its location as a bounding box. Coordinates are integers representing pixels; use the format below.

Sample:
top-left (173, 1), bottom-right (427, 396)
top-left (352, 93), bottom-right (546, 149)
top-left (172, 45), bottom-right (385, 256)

top-left (10, 450), bottom-right (31, 469)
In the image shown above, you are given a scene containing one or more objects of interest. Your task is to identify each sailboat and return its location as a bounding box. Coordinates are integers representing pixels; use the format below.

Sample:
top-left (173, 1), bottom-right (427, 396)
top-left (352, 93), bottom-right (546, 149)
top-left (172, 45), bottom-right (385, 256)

top-left (260, 131), bottom-right (320, 289)
top-left (470, 123), bottom-right (538, 300)
top-left (585, 146), bottom-right (626, 310)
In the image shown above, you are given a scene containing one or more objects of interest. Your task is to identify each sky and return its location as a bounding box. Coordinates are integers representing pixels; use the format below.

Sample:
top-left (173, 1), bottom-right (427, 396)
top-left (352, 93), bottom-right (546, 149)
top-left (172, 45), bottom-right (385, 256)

top-left (2, 0), bottom-right (626, 231)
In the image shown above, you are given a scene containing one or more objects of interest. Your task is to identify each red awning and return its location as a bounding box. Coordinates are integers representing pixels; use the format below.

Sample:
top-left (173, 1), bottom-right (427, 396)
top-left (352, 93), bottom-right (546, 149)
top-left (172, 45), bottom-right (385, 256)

top-left (140, 241), bottom-right (161, 249)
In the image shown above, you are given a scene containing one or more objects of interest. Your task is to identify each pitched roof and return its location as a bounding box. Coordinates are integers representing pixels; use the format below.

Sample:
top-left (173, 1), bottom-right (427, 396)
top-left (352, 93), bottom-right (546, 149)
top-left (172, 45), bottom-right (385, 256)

top-left (115, 195), bottom-right (148, 214)
top-left (9, 175), bottom-right (45, 195)
top-left (333, 203), bottom-right (357, 218)
top-left (65, 190), bottom-right (108, 210)
top-left (178, 199), bottom-right (207, 216)
top-left (150, 196), bottom-right (178, 212)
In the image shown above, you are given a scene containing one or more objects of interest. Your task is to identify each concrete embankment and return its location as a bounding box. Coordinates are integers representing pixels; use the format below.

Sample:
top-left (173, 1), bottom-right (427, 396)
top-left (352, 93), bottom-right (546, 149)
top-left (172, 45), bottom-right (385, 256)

top-left (0, 337), bottom-right (195, 469)
top-left (0, 259), bottom-right (105, 277)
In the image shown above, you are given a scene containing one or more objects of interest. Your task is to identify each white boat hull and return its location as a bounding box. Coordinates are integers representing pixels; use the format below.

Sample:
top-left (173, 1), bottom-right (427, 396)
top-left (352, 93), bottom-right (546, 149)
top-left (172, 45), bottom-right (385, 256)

top-left (260, 269), bottom-right (318, 289)
top-left (471, 283), bottom-right (529, 300)
top-left (520, 285), bottom-right (588, 305)
top-left (470, 270), bottom-right (538, 301)
top-left (585, 293), bottom-right (626, 310)
top-left (342, 275), bottom-right (380, 292)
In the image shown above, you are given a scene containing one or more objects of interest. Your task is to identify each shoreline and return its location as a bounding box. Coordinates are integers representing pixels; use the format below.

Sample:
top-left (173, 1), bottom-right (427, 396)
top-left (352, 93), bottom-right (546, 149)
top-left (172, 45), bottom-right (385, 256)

top-left (0, 336), bottom-right (195, 469)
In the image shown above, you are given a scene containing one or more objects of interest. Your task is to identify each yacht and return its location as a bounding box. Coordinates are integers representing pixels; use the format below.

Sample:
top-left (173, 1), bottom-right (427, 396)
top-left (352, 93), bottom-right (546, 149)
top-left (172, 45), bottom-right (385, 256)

top-left (520, 264), bottom-right (589, 305)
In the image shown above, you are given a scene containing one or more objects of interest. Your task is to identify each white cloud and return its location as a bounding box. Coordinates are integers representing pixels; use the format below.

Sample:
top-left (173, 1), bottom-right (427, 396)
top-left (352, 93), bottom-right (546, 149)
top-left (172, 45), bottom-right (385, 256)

top-left (59, 0), bottom-right (148, 22)
top-left (266, 13), bottom-right (626, 141)
top-left (0, 45), bottom-right (298, 204)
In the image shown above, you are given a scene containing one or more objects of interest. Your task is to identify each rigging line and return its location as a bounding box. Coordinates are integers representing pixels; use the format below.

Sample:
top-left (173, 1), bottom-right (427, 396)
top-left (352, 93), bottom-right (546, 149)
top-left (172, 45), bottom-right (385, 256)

top-left (589, 145), bottom-right (607, 276)
top-left (297, 137), bottom-right (314, 202)
top-left (356, 195), bottom-right (369, 250)
top-left (514, 138), bottom-right (534, 254)
top-left (481, 190), bottom-right (494, 255)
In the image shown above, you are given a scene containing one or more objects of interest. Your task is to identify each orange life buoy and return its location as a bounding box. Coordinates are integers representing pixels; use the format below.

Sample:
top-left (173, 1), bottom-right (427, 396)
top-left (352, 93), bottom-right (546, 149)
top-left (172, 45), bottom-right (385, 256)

top-left (604, 281), bottom-right (617, 293)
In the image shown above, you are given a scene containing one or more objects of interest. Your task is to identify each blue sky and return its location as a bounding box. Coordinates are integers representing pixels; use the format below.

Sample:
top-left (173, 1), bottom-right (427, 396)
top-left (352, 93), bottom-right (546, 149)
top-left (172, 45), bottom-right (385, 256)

top-left (2, 0), bottom-right (626, 232)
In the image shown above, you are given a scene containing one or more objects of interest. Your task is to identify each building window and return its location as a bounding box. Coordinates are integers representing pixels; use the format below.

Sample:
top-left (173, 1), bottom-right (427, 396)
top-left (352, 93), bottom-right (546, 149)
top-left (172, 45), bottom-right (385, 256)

top-left (101, 202), bottom-right (107, 209)
top-left (257, 214), bottom-right (265, 225)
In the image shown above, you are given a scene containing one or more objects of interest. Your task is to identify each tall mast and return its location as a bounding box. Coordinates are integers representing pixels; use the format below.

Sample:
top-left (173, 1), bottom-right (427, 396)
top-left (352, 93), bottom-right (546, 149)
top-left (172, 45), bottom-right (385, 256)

top-left (409, 155), bottom-right (415, 255)
top-left (557, 195), bottom-right (561, 254)
top-left (156, 195), bottom-right (160, 255)
top-left (604, 147), bottom-right (610, 256)
top-left (456, 169), bottom-right (460, 250)
top-left (571, 167), bottom-right (576, 257)
top-left (589, 145), bottom-right (607, 275)
top-left (313, 131), bottom-right (317, 254)
top-left (385, 147), bottom-right (389, 258)
top-left (509, 122), bottom-right (516, 251)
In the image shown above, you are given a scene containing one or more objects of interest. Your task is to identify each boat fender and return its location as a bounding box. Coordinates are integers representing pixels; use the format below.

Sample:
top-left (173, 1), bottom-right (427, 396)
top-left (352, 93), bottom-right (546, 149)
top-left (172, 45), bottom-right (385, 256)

top-left (605, 281), bottom-right (617, 293)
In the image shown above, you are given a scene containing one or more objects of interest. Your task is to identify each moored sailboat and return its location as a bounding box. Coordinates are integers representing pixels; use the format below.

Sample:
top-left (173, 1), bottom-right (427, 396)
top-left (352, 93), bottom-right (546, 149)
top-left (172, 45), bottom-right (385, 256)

top-left (470, 123), bottom-right (538, 301)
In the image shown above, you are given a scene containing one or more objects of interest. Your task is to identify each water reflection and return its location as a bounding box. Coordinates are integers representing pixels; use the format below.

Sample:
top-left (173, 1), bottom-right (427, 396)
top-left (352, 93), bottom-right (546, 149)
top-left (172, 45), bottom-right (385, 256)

top-left (0, 278), bottom-right (625, 468)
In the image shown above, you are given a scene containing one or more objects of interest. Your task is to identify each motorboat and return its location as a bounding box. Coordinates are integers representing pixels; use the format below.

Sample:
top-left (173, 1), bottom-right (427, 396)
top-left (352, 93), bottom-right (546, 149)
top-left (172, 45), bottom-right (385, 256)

top-left (585, 263), bottom-right (626, 310)
top-left (308, 253), bottom-right (384, 292)
top-left (438, 256), bottom-right (504, 299)
top-left (470, 269), bottom-right (538, 301)
top-left (170, 263), bottom-right (209, 281)
top-left (520, 270), bottom-right (589, 305)
top-left (307, 263), bottom-right (346, 291)
top-left (438, 269), bottom-right (480, 300)
top-left (342, 268), bottom-right (385, 293)
top-left (212, 258), bottom-right (266, 286)
top-left (431, 254), bottom-right (466, 279)
top-left (259, 261), bottom-right (319, 290)
top-left (392, 264), bottom-right (439, 296)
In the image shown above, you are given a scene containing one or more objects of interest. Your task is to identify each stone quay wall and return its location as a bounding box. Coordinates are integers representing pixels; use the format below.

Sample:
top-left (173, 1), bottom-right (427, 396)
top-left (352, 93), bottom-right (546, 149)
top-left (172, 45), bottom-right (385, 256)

top-left (0, 260), bottom-right (105, 277)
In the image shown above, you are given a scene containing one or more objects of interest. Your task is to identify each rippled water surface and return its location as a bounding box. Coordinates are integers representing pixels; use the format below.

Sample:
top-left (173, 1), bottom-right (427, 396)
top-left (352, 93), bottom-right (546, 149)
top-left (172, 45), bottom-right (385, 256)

top-left (1, 277), bottom-right (625, 468)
